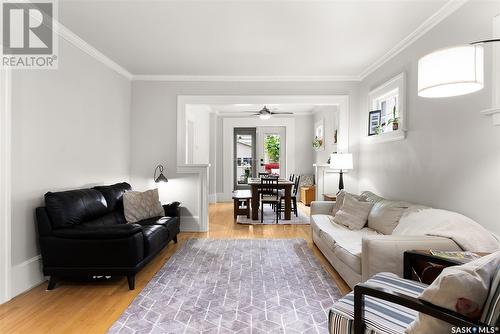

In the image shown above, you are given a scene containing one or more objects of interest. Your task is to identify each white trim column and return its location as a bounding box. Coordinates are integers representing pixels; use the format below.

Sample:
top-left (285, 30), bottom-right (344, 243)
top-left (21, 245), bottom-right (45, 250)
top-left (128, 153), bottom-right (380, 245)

top-left (481, 14), bottom-right (500, 125)
top-left (0, 69), bottom-right (12, 304)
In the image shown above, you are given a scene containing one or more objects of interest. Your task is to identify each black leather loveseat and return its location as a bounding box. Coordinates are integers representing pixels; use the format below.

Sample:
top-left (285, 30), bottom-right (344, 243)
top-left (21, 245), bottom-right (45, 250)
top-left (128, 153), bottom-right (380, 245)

top-left (35, 182), bottom-right (180, 290)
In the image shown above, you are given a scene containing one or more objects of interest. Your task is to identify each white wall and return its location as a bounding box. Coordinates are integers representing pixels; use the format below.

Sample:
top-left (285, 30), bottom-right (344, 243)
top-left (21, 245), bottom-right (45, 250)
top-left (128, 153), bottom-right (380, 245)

top-left (9, 38), bottom-right (131, 296)
top-left (358, 1), bottom-right (500, 236)
top-left (313, 105), bottom-right (339, 164)
top-left (186, 105), bottom-right (210, 164)
top-left (130, 81), bottom-right (360, 224)
top-left (293, 114), bottom-right (315, 177)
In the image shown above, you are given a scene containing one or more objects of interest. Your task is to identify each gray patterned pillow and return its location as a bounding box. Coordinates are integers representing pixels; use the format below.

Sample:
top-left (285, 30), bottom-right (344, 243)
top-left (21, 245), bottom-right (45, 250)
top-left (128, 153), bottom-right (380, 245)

top-left (333, 193), bottom-right (373, 230)
top-left (123, 188), bottom-right (164, 223)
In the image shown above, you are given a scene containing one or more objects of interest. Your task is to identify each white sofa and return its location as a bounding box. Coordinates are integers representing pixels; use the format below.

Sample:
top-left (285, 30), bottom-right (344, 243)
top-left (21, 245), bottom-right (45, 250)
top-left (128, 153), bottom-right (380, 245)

top-left (310, 191), bottom-right (461, 288)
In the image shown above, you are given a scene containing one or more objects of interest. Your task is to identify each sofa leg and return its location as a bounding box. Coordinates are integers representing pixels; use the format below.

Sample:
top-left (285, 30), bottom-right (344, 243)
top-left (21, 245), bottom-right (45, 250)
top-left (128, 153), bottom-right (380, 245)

top-left (47, 276), bottom-right (57, 290)
top-left (127, 275), bottom-right (135, 290)
top-left (173, 236), bottom-right (178, 244)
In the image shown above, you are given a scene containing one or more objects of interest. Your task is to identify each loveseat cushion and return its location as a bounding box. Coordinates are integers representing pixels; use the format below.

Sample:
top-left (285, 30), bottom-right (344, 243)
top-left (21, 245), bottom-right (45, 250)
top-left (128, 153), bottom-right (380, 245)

top-left (45, 189), bottom-right (108, 228)
top-left (80, 211), bottom-right (127, 227)
top-left (312, 214), bottom-right (380, 273)
top-left (93, 182), bottom-right (131, 212)
top-left (52, 224), bottom-right (142, 239)
top-left (142, 225), bottom-right (169, 256)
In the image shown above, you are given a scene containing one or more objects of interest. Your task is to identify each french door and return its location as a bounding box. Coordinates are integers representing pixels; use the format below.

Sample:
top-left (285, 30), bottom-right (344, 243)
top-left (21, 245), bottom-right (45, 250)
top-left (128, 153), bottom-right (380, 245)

top-left (233, 128), bottom-right (257, 189)
top-left (257, 127), bottom-right (286, 178)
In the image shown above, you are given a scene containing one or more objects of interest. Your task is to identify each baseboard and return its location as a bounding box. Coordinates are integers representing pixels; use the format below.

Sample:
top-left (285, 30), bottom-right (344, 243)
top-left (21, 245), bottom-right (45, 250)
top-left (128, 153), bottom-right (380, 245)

top-left (180, 216), bottom-right (207, 232)
top-left (11, 255), bottom-right (44, 298)
top-left (208, 193), bottom-right (217, 204)
top-left (216, 193), bottom-right (233, 202)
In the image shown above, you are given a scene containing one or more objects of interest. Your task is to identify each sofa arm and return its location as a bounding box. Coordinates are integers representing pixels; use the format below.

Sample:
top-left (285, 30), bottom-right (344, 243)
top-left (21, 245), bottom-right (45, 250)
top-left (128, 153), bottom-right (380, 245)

top-left (310, 201), bottom-right (335, 216)
top-left (361, 235), bottom-right (461, 282)
top-left (163, 201), bottom-right (181, 217)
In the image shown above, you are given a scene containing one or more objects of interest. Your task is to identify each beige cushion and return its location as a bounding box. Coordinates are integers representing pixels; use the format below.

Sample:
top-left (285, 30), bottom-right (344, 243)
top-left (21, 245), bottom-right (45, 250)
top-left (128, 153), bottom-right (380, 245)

top-left (331, 190), bottom-right (362, 216)
top-left (407, 251), bottom-right (500, 334)
top-left (368, 200), bottom-right (408, 235)
top-left (333, 194), bottom-right (373, 230)
top-left (123, 188), bottom-right (164, 223)
top-left (311, 214), bottom-right (380, 273)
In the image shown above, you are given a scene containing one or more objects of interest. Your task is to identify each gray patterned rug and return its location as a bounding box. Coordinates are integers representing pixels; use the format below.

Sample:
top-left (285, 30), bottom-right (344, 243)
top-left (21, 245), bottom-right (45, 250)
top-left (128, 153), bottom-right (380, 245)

top-left (108, 239), bottom-right (342, 334)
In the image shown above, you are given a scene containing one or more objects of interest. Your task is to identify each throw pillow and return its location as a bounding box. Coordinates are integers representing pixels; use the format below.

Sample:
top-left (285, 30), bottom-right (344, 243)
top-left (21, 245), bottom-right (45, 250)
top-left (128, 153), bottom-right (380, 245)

top-left (368, 200), bottom-right (407, 235)
top-left (123, 188), bottom-right (164, 223)
top-left (406, 251), bottom-right (500, 334)
top-left (331, 190), bottom-right (363, 217)
top-left (333, 193), bottom-right (373, 230)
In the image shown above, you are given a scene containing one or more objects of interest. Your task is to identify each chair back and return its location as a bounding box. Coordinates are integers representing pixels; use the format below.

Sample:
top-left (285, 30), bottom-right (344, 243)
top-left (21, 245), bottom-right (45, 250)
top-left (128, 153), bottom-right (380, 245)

top-left (289, 174), bottom-right (295, 182)
top-left (293, 175), bottom-right (301, 196)
top-left (260, 175), bottom-right (278, 196)
top-left (481, 264), bottom-right (500, 326)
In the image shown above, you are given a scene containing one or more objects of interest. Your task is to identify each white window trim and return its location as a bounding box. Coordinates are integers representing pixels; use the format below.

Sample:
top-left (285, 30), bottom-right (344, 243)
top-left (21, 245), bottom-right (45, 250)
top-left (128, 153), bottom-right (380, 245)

top-left (364, 72), bottom-right (407, 144)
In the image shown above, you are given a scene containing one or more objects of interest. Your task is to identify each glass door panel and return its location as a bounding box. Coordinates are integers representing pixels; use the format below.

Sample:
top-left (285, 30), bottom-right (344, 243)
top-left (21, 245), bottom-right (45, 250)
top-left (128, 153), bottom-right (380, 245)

top-left (234, 128), bottom-right (256, 189)
top-left (257, 127), bottom-right (286, 178)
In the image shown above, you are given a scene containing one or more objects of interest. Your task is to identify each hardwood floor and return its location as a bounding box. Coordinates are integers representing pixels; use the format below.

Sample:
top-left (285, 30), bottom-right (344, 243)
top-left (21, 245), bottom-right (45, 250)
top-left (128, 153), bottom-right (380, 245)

top-left (0, 202), bottom-right (349, 334)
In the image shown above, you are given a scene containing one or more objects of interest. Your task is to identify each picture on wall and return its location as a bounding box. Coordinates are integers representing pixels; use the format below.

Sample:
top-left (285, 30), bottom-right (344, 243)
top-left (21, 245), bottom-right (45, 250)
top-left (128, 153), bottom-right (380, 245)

top-left (313, 119), bottom-right (325, 151)
top-left (368, 110), bottom-right (382, 136)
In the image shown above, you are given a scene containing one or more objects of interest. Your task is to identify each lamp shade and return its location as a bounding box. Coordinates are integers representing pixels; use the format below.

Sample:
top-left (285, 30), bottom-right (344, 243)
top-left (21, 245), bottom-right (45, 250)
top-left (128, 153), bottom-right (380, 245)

top-left (418, 45), bottom-right (484, 98)
top-left (330, 153), bottom-right (353, 170)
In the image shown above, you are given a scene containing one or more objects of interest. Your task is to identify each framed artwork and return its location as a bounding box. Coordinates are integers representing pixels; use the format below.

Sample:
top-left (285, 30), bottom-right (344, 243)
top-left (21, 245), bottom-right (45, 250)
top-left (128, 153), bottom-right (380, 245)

top-left (313, 119), bottom-right (325, 151)
top-left (368, 110), bottom-right (381, 136)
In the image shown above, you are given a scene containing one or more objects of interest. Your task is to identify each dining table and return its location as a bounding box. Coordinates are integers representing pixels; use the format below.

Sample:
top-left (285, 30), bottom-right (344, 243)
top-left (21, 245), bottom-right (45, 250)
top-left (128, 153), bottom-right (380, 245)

top-left (247, 178), bottom-right (295, 220)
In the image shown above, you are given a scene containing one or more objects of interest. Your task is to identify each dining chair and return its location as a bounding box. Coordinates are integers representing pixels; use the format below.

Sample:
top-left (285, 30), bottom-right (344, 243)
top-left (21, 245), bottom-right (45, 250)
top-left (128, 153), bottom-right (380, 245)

top-left (279, 175), bottom-right (300, 217)
top-left (260, 176), bottom-right (280, 223)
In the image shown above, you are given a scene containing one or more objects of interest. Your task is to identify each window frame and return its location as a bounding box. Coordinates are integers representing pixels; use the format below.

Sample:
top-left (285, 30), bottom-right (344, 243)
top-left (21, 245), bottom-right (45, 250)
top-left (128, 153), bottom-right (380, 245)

top-left (365, 72), bottom-right (407, 144)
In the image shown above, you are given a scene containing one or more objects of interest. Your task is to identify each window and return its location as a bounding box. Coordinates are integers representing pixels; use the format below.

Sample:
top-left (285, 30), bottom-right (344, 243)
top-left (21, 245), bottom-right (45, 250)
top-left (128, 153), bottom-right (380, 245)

top-left (366, 73), bottom-right (406, 143)
top-left (373, 89), bottom-right (399, 135)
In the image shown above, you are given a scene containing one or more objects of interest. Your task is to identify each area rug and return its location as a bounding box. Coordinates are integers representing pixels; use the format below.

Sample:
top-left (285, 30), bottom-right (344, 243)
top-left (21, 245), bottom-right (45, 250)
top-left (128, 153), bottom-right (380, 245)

top-left (237, 206), bottom-right (310, 225)
top-left (108, 239), bottom-right (342, 334)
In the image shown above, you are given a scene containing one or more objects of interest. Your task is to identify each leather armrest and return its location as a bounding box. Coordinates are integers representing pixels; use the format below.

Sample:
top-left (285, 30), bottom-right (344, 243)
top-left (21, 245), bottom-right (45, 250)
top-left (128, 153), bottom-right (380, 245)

top-left (163, 202), bottom-right (181, 217)
top-left (52, 224), bottom-right (142, 239)
top-left (353, 283), bottom-right (482, 334)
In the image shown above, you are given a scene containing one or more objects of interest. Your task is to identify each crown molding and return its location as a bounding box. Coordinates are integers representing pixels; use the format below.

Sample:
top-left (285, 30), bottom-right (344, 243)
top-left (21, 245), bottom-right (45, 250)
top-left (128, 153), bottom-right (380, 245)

top-left (55, 22), bottom-right (133, 80)
top-left (358, 0), bottom-right (468, 81)
top-left (132, 74), bottom-right (361, 82)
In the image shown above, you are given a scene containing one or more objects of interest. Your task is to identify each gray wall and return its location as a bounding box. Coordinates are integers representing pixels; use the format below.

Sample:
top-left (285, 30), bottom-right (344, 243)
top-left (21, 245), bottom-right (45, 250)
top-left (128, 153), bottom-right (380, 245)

top-left (294, 114), bottom-right (315, 176)
top-left (313, 105), bottom-right (339, 164)
top-left (358, 1), bottom-right (500, 236)
top-left (130, 81), bottom-right (360, 219)
top-left (10, 38), bottom-right (131, 266)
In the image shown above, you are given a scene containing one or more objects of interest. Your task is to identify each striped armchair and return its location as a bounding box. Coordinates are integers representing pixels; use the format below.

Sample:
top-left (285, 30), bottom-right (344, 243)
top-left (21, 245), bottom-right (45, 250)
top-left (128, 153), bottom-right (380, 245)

top-left (329, 262), bottom-right (500, 333)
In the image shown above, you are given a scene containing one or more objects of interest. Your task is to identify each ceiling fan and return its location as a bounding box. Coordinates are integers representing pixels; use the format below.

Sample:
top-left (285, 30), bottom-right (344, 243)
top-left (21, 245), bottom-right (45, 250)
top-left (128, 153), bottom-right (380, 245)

top-left (249, 106), bottom-right (293, 120)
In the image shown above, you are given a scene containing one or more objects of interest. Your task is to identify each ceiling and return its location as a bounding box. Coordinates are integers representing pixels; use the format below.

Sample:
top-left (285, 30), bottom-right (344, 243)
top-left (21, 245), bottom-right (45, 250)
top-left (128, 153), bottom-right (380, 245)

top-left (59, 0), bottom-right (449, 78)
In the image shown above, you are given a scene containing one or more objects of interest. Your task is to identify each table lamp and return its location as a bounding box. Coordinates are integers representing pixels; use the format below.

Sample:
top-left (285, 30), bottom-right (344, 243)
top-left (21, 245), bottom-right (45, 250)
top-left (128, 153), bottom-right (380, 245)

top-left (329, 153), bottom-right (353, 192)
